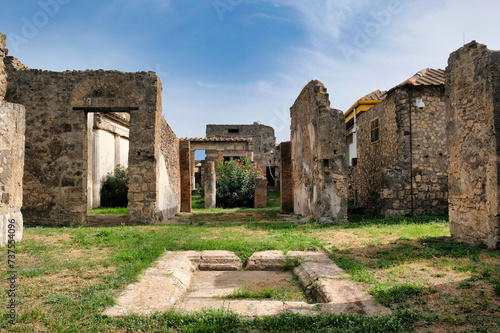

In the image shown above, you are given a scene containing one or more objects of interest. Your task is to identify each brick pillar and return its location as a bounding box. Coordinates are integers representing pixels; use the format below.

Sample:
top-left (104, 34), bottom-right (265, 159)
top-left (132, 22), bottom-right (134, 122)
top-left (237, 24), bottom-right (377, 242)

top-left (179, 140), bottom-right (191, 212)
top-left (190, 151), bottom-right (196, 190)
top-left (279, 141), bottom-right (293, 213)
top-left (205, 161), bottom-right (216, 208)
top-left (254, 178), bottom-right (267, 208)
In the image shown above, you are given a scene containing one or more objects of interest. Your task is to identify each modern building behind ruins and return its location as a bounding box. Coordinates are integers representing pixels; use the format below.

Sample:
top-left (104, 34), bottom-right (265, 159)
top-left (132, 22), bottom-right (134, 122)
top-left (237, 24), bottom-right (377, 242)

top-left (206, 123), bottom-right (280, 186)
top-left (348, 69), bottom-right (448, 217)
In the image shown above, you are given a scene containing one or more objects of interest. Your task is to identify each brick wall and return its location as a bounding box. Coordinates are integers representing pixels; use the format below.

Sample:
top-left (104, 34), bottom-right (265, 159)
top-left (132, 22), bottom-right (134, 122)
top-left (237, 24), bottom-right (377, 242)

top-left (290, 80), bottom-right (347, 222)
top-left (279, 141), bottom-right (293, 212)
top-left (446, 41), bottom-right (500, 248)
top-left (179, 140), bottom-right (191, 212)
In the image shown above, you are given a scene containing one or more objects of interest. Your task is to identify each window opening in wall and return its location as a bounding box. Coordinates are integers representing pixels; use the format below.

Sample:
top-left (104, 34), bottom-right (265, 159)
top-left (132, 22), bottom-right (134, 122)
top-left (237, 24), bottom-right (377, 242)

top-left (228, 128), bottom-right (239, 134)
top-left (370, 117), bottom-right (380, 143)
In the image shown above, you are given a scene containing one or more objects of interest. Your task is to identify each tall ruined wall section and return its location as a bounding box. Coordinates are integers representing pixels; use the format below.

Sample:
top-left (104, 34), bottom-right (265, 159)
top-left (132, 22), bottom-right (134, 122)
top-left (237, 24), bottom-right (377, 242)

top-left (446, 41), bottom-right (500, 248)
top-left (355, 92), bottom-right (403, 215)
top-left (410, 86), bottom-right (448, 216)
top-left (1, 33), bottom-right (25, 246)
top-left (158, 117), bottom-right (180, 220)
top-left (0, 33), bottom-right (6, 100)
top-left (5, 65), bottom-right (165, 226)
top-left (290, 80), bottom-right (347, 222)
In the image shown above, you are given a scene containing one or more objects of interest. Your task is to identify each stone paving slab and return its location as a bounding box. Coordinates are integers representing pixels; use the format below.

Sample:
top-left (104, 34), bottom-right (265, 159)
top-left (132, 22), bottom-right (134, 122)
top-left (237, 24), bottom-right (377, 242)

top-left (245, 250), bottom-right (286, 270)
top-left (199, 250), bottom-right (242, 271)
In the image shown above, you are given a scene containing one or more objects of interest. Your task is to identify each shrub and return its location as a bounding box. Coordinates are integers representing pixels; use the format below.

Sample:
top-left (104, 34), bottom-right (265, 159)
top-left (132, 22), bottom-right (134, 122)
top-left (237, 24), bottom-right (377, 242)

top-left (100, 164), bottom-right (129, 207)
top-left (215, 157), bottom-right (265, 208)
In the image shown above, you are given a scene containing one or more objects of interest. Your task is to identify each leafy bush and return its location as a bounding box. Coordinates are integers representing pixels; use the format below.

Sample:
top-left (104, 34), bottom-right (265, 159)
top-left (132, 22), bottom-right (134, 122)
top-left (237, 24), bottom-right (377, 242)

top-left (100, 164), bottom-right (129, 208)
top-left (215, 157), bottom-right (265, 208)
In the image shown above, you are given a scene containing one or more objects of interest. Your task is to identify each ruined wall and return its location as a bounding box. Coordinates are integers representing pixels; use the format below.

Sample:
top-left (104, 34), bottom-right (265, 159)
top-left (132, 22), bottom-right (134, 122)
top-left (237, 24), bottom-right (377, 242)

top-left (0, 103), bottom-right (25, 246)
top-left (0, 33), bottom-right (6, 101)
top-left (5, 64), bottom-right (167, 226)
top-left (206, 123), bottom-right (278, 166)
top-left (279, 141), bottom-right (293, 212)
top-left (290, 80), bottom-right (347, 222)
top-left (446, 41), bottom-right (500, 248)
top-left (158, 117), bottom-right (180, 220)
top-left (354, 85), bottom-right (447, 216)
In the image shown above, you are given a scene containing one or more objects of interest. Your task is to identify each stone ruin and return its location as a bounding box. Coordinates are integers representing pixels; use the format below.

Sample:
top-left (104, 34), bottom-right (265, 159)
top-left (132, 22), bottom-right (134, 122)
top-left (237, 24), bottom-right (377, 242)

top-left (1, 32), bottom-right (180, 229)
top-left (446, 41), bottom-right (500, 248)
top-left (289, 80), bottom-right (348, 223)
top-left (0, 33), bottom-right (25, 246)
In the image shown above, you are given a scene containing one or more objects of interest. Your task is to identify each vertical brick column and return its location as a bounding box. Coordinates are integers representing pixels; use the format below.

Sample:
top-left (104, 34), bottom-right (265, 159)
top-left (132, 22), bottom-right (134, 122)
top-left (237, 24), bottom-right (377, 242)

top-left (190, 151), bottom-right (196, 190)
top-left (204, 161), bottom-right (216, 208)
top-left (279, 141), bottom-right (293, 212)
top-left (254, 178), bottom-right (267, 208)
top-left (179, 140), bottom-right (191, 212)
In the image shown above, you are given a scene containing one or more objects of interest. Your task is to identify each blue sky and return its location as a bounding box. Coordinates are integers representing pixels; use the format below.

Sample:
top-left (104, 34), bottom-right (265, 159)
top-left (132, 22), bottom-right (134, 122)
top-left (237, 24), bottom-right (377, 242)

top-left (1, 0), bottom-right (500, 146)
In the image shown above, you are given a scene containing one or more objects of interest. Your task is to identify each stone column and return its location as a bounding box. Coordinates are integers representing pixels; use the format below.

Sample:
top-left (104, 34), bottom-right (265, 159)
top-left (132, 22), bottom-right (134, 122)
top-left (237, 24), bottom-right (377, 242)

top-left (204, 161), bottom-right (216, 209)
top-left (0, 103), bottom-right (25, 246)
top-left (446, 41), bottom-right (500, 248)
top-left (279, 141), bottom-right (293, 213)
top-left (254, 178), bottom-right (267, 208)
top-left (179, 140), bottom-right (192, 212)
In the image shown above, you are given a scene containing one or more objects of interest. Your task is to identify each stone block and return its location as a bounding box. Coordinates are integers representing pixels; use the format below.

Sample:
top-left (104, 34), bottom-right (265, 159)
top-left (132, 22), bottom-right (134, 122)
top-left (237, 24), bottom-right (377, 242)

top-left (199, 250), bottom-right (242, 271)
top-left (245, 250), bottom-right (286, 270)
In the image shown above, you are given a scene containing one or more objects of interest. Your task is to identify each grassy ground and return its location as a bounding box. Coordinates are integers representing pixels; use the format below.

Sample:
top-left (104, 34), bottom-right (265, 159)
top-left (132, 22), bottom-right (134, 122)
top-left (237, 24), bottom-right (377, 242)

top-left (1, 189), bottom-right (499, 332)
top-left (87, 207), bottom-right (127, 215)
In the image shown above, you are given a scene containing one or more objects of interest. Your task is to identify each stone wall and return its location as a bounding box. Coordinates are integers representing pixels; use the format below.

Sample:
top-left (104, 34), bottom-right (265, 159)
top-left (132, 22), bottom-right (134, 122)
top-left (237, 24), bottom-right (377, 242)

top-left (179, 140), bottom-right (191, 213)
top-left (290, 80), bottom-right (347, 222)
top-left (0, 33), bottom-right (6, 101)
top-left (0, 102), bottom-right (25, 246)
top-left (5, 63), bottom-right (171, 225)
top-left (206, 123), bottom-right (279, 173)
top-left (353, 84), bottom-right (447, 216)
top-left (446, 41), bottom-right (500, 248)
top-left (158, 117), bottom-right (180, 220)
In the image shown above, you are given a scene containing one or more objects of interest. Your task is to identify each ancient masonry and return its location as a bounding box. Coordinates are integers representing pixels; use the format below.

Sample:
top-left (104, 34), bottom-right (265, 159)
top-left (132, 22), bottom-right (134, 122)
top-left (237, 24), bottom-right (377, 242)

top-left (206, 123), bottom-right (280, 187)
top-left (290, 80), bottom-right (348, 222)
top-left (0, 33), bottom-right (25, 246)
top-left (3, 35), bottom-right (180, 226)
top-left (350, 69), bottom-right (448, 217)
top-left (446, 41), bottom-right (500, 249)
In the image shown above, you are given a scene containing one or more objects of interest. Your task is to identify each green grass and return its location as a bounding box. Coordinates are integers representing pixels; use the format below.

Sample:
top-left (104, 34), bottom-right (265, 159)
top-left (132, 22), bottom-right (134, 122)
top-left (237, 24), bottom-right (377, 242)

top-left (1, 213), bottom-right (499, 332)
top-left (87, 207), bottom-right (127, 215)
top-left (222, 285), bottom-right (308, 302)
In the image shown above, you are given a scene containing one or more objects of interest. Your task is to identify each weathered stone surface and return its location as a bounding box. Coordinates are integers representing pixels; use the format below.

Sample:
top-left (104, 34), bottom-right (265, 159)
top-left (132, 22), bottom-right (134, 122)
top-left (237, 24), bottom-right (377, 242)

top-left (279, 141), bottom-right (293, 212)
top-left (0, 33), bottom-right (6, 101)
top-left (204, 161), bottom-right (216, 208)
top-left (103, 251), bottom-right (197, 317)
top-left (290, 81), bottom-right (348, 223)
top-left (0, 102), bottom-right (25, 246)
top-left (254, 177), bottom-right (267, 208)
top-left (179, 140), bottom-right (191, 213)
top-left (245, 250), bottom-right (286, 270)
top-left (206, 123), bottom-right (279, 180)
top-left (446, 41), bottom-right (500, 248)
top-left (199, 250), bottom-right (242, 271)
top-left (158, 118), bottom-right (180, 221)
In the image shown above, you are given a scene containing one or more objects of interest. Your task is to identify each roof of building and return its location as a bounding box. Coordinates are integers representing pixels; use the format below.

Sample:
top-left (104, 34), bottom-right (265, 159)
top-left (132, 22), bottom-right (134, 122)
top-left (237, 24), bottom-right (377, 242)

top-left (387, 68), bottom-right (445, 94)
top-left (181, 137), bottom-right (253, 142)
top-left (359, 89), bottom-right (386, 101)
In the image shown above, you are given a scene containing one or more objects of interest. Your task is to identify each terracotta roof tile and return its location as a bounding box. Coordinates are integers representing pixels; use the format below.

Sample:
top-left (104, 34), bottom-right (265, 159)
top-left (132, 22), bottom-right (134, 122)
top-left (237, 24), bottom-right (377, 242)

top-left (359, 89), bottom-right (386, 101)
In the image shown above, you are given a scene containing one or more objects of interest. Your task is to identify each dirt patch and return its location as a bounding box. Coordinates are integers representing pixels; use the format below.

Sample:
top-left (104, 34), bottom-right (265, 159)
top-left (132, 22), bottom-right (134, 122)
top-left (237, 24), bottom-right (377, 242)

top-left (241, 271), bottom-right (302, 295)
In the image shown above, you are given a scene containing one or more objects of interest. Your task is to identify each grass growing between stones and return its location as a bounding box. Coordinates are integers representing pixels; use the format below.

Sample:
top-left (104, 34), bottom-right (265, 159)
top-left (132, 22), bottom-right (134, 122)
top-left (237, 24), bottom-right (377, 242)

top-left (87, 207), bottom-right (127, 215)
top-left (0, 209), bottom-right (499, 332)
